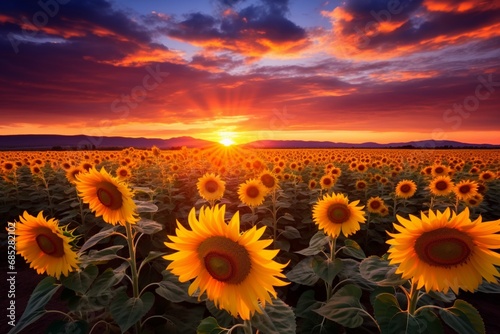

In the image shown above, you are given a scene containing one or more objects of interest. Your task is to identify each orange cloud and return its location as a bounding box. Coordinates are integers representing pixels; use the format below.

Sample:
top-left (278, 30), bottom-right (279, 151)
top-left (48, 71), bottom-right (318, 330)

top-left (99, 48), bottom-right (185, 67)
top-left (423, 0), bottom-right (500, 13)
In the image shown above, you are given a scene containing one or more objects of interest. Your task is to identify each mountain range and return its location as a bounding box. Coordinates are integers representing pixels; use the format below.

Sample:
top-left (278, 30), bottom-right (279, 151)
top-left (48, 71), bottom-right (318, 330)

top-left (0, 134), bottom-right (498, 150)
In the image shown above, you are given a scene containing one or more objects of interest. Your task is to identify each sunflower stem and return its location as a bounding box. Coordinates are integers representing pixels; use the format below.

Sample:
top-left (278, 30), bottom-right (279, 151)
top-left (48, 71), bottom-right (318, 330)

top-left (407, 281), bottom-right (419, 316)
top-left (242, 319), bottom-right (253, 334)
top-left (125, 221), bottom-right (141, 333)
top-left (326, 237), bottom-right (336, 301)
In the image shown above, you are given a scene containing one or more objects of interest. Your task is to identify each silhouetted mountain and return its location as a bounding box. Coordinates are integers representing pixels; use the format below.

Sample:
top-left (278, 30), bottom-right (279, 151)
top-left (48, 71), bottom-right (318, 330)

top-left (242, 139), bottom-right (500, 149)
top-left (0, 135), bottom-right (215, 150)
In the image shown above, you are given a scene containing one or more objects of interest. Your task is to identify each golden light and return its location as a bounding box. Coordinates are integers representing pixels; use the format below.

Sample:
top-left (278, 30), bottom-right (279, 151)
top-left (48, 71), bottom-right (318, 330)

top-left (220, 138), bottom-right (235, 147)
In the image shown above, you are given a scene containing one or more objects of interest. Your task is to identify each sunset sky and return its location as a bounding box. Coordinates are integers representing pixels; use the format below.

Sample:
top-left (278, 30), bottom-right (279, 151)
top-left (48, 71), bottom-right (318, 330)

top-left (1, 0), bottom-right (499, 145)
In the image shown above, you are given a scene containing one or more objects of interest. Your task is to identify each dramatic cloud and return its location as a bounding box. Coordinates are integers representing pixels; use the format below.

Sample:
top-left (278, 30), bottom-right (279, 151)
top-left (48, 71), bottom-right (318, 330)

top-left (0, 0), bottom-right (499, 144)
top-left (162, 0), bottom-right (311, 58)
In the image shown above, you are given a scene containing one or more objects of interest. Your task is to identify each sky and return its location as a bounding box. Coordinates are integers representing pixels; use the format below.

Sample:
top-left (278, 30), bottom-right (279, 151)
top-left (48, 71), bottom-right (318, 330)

top-left (0, 0), bottom-right (499, 145)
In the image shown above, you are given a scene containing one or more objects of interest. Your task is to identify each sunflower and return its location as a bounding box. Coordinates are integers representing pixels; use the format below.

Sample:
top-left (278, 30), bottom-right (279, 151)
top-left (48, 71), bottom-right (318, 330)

top-left (259, 170), bottom-right (279, 191)
top-left (75, 167), bottom-right (139, 225)
top-left (116, 166), bottom-right (132, 180)
top-left (465, 194), bottom-right (483, 208)
top-left (429, 176), bottom-right (454, 197)
top-left (453, 179), bottom-right (478, 201)
top-left (479, 170), bottom-right (495, 182)
top-left (312, 192), bottom-right (366, 238)
top-left (2, 161), bottom-right (16, 173)
top-left (15, 211), bottom-right (79, 279)
top-left (395, 179), bottom-right (417, 199)
top-left (66, 166), bottom-right (84, 184)
top-left (308, 179), bottom-right (318, 190)
top-left (387, 208), bottom-right (500, 294)
top-left (319, 174), bottom-right (335, 190)
top-left (431, 164), bottom-right (449, 177)
top-left (238, 179), bottom-right (268, 207)
top-left (367, 196), bottom-right (385, 214)
top-left (355, 180), bottom-right (367, 191)
top-left (164, 205), bottom-right (288, 320)
top-left (197, 173), bottom-right (226, 202)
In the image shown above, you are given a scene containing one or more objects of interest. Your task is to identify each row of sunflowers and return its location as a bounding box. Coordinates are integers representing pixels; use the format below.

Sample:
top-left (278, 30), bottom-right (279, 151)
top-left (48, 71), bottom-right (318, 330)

top-left (1, 146), bottom-right (500, 333)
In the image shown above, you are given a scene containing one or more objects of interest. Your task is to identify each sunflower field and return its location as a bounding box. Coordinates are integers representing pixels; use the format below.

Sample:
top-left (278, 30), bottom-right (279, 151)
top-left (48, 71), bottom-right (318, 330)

top-left (1, 146), bottom-right (500, 334)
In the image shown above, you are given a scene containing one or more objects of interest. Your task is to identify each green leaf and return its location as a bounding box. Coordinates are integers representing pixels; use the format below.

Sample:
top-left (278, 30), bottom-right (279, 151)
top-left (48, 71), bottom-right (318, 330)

top-left (196, 317), bottom-right (227, 334)
top-left (81, 245), bottom-right (124, 264)
top-left (141, 250), bottom-right (168, 266)
top-left (280, 212), bottom-right (296, 222)
top-left (7, 277), bottom-right (60, 334)
top-left (110, 291), bottom-right (155, 333)
top-left (439, 299), bottom-right (485, 334)
top-left (87, 268), bottom-right (122, 297)
top-left (156, 270), bottom-right (196, 303)
top-left (134, 218), bottom-right (163, 234)
top-left (338, 258), bottom-right (376, 290)
top-left (134, 200), bottom-right (159, 213)
top-left (46, 320), bottom-right (88, 334)
top-left (286, 257), bottom-right (319, 286)
top-left (61, 264), bottom-right (98, 294)
top-left (295, 231), bottom-right (329, 256)
top-left (206, 300), bottom-right (234, 328)
top-left (359, 256), bottom-right (407, 287)
top-left (342, 239), bottom-right (366, 260)
top-left (295, 290), bottom-right (321, 318)
top-left (281, 225), bottom-right (301, 239)
top-left (476, 279), bottom-right (500, 293)
top-left (312, 257), bottom-right (343, 285)
top-left (314, 284), bottom-right (365, 328)
top-left (79, 226), bottom-right (119, 253)
top-left (373, 293), bottom-right (443, 334)
top-left (252, 298), bottom-right (296, 334)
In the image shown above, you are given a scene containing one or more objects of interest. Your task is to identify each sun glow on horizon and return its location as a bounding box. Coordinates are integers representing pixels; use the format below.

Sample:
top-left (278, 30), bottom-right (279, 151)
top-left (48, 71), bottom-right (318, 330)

top-left (220, 138), bottom-right (235, 146)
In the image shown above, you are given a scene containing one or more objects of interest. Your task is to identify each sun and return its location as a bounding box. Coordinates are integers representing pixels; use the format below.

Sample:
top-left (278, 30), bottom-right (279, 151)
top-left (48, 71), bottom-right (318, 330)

top-left (220, 138), bottom-right (235, 147)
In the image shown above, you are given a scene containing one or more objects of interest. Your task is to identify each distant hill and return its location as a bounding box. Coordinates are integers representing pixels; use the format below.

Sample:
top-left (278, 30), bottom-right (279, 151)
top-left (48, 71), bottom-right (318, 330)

top-left (1, 135), bottom-right (498, 150)
top-left (0, 135), bottom-right (215, 150)
top-left (243, 139), bottom-right (500, 149)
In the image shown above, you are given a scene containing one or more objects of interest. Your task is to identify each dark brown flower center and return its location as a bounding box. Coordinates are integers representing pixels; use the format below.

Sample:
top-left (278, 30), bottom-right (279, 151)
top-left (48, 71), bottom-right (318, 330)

top-left (358, 182), bottom-right (366, 189)
top-left (435, 167), bottom-right (444, 174)
top-left (204, 180), bottom-right (219, 193)
top-left (435, 180), bottom-right (449, 191)
top-left (414, 227), bottom-right (472, 268)
top-left (327, 203), bottom-right (351, 224)
top-left (36, 228), bottom-right (64, 257)
top-left (369, 200), bottom-right (381, 210)
top-left (97, 181), bottom-right (123, 210)
top-left (323, 178), bottom-right (332, 185)
top-left (260, 174), bottom-right (275, 188)
top-left (400, 184), bottom-right (412, 193)
top-left (198, 236), bottom-right (251, 284)
top-left (246, 185), bottom-right (260, 198)
top-left (459, 185), bottom-right (471, 194)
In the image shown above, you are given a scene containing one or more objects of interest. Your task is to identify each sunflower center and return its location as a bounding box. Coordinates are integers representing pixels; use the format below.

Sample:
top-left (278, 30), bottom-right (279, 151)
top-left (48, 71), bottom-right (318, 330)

top-left (96, 182), bottom-right (123, 210)
top-left (435, 180), bottom-right (448, 191)
top-left (415, 227), bottom-right (472, 267)
top-left (36, 229), bottom-right (64, 257)
top-left (400, 184), bottom-right (411, 193)
top-left (204, 180), bottom-right (219, 193)
top-left (369, 200), bottom-right (381, 209)
top-left (435, 167), bottom-right (444, 174)
top-left (323, 178), bottom-right (332, 185)
top-left (261, 174), bottom-right (275, 188)
top-left (246, 185), bottom-right (260, 198)
top-left (459, 185), bottom-right (471, 194)
top-left (198, 236), bottom-right (251, 284)
top-left (327, 203), bottom-right (351, 224)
